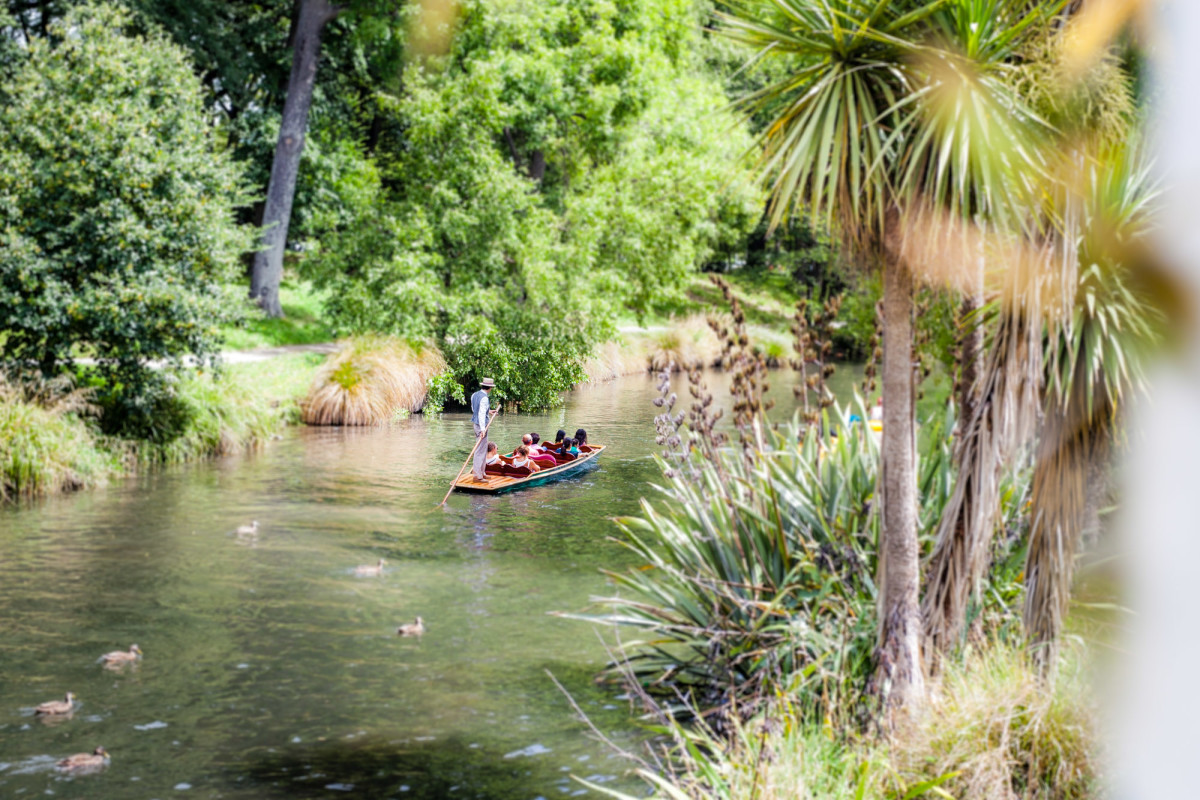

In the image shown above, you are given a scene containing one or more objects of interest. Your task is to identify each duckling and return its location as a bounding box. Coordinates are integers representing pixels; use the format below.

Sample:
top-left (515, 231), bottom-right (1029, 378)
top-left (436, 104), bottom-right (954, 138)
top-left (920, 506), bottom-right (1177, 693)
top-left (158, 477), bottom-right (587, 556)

top-left (100, 644), bottom-right (142, 665)
top-left (236, 520), bottom-right (259, 535)
top-left (396, 616), bottom-right (425, 637)
top-left (56, 746), bottom-right (109, 771)
top-left (354, 558), bottom-right (386, 577)
top-left (35, 692), bottom-right (76, 715)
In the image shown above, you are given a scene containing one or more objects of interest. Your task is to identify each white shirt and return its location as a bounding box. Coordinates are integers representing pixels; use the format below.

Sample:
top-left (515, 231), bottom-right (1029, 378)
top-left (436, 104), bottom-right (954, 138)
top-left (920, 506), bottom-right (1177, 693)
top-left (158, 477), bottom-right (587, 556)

top-left (471, 389), bottom-right (490, 428)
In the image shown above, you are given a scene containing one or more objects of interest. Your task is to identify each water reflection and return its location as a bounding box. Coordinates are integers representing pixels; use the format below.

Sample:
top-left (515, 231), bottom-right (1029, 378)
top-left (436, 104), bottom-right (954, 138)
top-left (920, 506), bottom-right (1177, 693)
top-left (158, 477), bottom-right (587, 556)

top-left (0, 367), bottom-right (860, 798)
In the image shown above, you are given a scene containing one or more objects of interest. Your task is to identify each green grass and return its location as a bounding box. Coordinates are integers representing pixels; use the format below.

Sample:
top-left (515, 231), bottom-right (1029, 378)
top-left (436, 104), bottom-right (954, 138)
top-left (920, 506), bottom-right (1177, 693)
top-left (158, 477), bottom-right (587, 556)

top-left (625, 269), bottom-right (803, 330)
top-left (1, 353), bottom-right (328, 504)
top-left (225, 352), bottom-right (327, 423)
top-left (0, 384), bottom-right (116, 502)
top-left (218, 279), bottom-right (334, 350)
top-left (592, 643), bottom-right (1099, 800)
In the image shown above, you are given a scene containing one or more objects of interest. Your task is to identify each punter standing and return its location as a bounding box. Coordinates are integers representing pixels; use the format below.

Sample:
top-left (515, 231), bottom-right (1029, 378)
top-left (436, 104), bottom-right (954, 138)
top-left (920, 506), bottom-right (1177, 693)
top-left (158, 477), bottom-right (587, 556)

top-left (470, 377), bottom-right (498, 480)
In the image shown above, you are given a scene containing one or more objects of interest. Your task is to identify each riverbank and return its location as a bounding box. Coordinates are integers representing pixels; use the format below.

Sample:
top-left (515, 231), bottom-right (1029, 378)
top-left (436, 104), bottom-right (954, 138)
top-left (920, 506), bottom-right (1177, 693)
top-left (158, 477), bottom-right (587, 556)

top-left (599, 642), bottom-right (1099, 800)
top-left (0, 352), bottom-right (324, 503)
top-left (0, 270), bottom-right (835, 505)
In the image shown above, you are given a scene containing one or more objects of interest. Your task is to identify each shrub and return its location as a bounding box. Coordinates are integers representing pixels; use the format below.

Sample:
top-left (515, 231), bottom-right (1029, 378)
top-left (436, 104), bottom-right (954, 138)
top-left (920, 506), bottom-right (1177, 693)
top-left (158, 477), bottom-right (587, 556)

top-left (583, 404), bottom-right (882, 727)
top-left (0, 3), bottom-right (250, 403)
top-left (572, 384), bottom-right (987, 728)
top-left (303, 337), bottom-right (446, 425)
top-left (443, 309), bottom-right (590, 411)
top-left (423, 370), bottom-right (466, 414)
top-left (125, 370), bottom-right (285, 465)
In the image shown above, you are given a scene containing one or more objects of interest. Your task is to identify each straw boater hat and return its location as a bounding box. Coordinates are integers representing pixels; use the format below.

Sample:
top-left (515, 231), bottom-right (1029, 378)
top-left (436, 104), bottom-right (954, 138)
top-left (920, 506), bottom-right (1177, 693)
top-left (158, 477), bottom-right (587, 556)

top-left (480, 377), bottom-right (495, 388)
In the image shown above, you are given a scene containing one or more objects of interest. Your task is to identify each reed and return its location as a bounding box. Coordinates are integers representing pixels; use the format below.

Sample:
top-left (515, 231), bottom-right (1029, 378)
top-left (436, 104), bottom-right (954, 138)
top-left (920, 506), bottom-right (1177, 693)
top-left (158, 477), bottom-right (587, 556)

top-left (128, 370), bottom-right (285, 465)
top-left (0, 378), bottom-right (112, 501)
top-left (302, 336), bottom-right (446, 425)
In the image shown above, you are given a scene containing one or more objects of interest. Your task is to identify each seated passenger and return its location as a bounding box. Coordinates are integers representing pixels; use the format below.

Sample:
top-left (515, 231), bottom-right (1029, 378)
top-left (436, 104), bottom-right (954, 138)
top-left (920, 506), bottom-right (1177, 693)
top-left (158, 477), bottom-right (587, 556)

top-left (573, 428), bottom-right (592, 452)
top-left (551, 429), bottom-right (567, 452)
top-left (484, 442), bottom-right (505, 474)
top-left (526, 436), bottom-right (556, 465)
top-left (560, 437), bottom-right (580, 458)
top-left (510, 444), bottom-right (541, 472)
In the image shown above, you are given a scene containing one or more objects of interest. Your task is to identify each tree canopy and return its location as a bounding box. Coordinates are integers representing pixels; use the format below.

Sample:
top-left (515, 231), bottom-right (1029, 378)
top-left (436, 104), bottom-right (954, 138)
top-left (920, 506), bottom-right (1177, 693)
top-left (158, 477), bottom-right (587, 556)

top-left (0, 4), bottom-right (250, 398)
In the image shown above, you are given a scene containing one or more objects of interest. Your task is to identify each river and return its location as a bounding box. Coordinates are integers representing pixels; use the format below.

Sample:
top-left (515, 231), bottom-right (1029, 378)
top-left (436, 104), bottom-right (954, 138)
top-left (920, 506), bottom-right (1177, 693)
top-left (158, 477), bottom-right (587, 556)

top-left (0, 366), bottom-right (862, 799)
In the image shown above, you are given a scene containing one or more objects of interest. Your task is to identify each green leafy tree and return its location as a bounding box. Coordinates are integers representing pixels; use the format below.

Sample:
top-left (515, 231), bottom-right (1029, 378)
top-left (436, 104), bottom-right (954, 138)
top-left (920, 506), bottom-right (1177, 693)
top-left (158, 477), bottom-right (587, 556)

top-left (302, 0), bottom-right (758, 409)
top-left (0, 4), bottom-right (250, 408)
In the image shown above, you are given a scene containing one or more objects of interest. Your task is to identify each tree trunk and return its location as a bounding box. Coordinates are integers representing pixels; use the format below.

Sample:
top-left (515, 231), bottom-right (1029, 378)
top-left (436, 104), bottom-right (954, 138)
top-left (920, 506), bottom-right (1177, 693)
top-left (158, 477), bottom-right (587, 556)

top-left (1024, 366), bottom-right (1109, 678)
top-left (503, 127), bottom-right (521, 170)
top-left (920, 301), bottom-right (1040, 666)
top-left (249, 0), bottom-right (341, 318)
top-left (957, 259), bottom-right (984, 425)
top-left (875, 251), bottom-right (925, 717)
top-left (529, 149), bottom-right (546, 184)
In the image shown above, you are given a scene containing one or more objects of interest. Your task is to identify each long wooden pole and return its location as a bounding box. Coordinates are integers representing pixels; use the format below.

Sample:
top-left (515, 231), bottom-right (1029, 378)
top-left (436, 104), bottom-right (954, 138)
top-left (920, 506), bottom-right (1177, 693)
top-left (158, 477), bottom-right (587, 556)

top-left (439, 410), bottom-right (497, 506)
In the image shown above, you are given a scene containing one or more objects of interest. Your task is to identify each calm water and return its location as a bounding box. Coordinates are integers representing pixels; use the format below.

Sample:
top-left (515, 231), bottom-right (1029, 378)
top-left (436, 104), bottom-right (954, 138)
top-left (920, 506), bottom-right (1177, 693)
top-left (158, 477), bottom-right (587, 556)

top-left (0, 366), bottom-right (861, 799)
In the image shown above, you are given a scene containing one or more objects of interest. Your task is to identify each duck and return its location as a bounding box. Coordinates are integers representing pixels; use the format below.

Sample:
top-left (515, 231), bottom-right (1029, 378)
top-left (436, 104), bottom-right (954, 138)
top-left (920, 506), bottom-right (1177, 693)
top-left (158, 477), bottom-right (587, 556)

top-left (354, 558), bottom-right (386, 577)
top-left (56, 747), bottom-right (109, 771)
top-left (236, 520), bottom-right (259, 535)
top-left (35, 692), bottom-right (76, 715)
top-left (100, 644), bottom-right (142, 665)
top-left (396, 617), bottom-right (425, 637)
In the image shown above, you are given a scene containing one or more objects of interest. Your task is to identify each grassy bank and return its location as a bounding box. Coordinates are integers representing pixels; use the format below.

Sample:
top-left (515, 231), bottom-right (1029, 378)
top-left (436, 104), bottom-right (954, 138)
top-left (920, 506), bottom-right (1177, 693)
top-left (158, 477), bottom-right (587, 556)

top-left (0, 353), bottom-right (324, 504)
top-left (596, 643), bottom-right (1098, 800)
top-left (218, 279), bottom-right (334, 350)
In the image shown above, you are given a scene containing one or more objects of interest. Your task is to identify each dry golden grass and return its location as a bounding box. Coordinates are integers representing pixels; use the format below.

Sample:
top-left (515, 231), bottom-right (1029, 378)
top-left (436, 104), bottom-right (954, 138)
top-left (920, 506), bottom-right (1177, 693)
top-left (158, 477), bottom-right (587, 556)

top-left (581, 339), bottom-right (652, 384)
top-left (302, 337), bottom-right (446, 426)
top-left (647, 315), bottom-right (724, 372)
top-left (888, 645), bottom-right (1099, 800)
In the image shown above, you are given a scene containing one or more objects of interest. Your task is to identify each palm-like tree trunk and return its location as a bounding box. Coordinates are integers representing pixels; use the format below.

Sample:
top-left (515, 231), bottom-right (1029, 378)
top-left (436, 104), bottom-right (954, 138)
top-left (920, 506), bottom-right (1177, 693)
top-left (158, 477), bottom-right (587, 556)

top-left (1023, 362), bottom-right (1111, 677)
top-left (877, 251), bottom-right (925, 713)
top-left (922, 297), bottom-right (1041, 664)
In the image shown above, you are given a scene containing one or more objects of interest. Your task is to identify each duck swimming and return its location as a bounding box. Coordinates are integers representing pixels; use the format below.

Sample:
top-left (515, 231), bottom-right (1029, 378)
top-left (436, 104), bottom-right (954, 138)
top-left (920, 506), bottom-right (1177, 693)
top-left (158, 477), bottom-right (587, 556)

top-left (355, 558), bottom-right (386, 577)
top-left (100, 644), bottom-right (142, 665)
top-left (56, 747), bottom-right (109, 771)
top-left (236, 520), bottom-right (259, 535)
top-left (35, 692), bottom-right (75, 715)
top-left (396, 617), bottom-right (425, 637)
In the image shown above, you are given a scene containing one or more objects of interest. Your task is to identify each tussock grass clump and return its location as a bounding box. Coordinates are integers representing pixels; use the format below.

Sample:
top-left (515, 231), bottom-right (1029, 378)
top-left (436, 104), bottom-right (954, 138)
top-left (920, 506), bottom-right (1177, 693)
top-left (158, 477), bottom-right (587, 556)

top-left (303, 337), bottom-right (446, 425)
top-left (647, 315), bottom-right (723, 372)
top-left (581, 339), bottom-right (652, 384)
top-left (598, 644), bottom-right (1099, 800)
top-left (890, 645), bottom-right (1099, 800)
top-left (0, 379), bottom-right (113, 501)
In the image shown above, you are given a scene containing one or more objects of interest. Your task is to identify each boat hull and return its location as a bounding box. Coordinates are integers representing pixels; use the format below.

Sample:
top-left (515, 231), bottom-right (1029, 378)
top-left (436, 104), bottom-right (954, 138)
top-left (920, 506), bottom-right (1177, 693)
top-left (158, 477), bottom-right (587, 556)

top-left (452, 446), bottom-right (605, 494)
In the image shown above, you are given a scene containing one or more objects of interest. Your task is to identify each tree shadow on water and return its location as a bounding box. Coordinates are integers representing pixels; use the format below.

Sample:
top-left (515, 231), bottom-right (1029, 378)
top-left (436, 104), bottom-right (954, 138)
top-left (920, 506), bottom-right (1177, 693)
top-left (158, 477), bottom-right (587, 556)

top-left (236, 734), bottom-right (590, 799)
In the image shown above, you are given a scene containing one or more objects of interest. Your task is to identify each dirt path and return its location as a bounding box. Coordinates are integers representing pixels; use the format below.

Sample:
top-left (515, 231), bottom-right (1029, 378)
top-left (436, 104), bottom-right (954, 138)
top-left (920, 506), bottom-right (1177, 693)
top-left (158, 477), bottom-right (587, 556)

top-left (219, 342), bottom-right (339, 364)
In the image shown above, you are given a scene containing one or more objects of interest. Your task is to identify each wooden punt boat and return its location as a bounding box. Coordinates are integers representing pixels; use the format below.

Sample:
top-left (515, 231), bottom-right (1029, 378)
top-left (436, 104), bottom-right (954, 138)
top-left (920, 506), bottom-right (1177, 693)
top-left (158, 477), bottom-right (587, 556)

top-left (452, 445), bottom-right (606, 494)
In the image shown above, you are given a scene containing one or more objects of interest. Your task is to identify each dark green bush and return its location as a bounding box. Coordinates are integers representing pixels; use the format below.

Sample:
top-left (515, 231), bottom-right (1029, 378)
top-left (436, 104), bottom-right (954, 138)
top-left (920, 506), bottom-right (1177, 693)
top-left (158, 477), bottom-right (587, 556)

top-left (0, 3), bottom-right (250, 412)
top-left (443, 308), bottom-right (591, 412)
